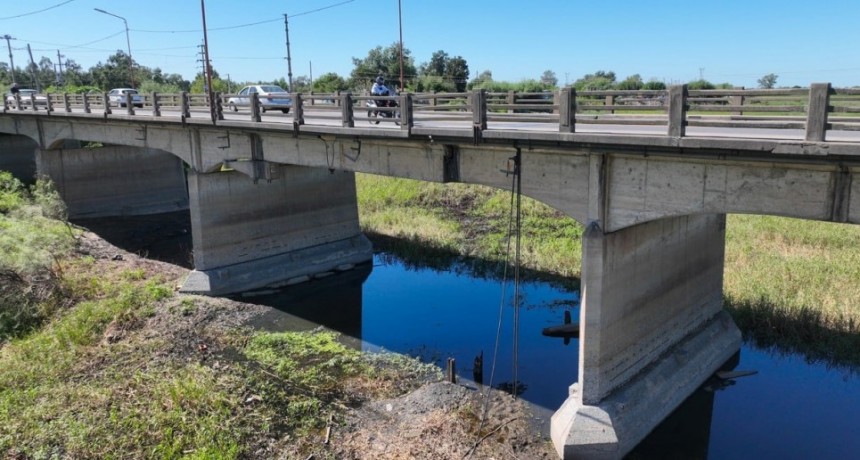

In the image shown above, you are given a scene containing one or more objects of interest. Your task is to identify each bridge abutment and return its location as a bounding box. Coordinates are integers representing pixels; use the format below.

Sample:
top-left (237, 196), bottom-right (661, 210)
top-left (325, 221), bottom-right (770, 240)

top-left (551, 213), bottom-right (741, 459)
top-left (181, 167), bottom-right (372, 296)
top-left (35, 145), bottom-right (189, 218)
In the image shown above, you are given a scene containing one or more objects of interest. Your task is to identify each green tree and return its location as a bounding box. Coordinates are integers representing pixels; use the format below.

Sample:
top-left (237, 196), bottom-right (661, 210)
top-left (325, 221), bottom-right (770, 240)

top-left (90, 51), bottom-right (138, 89)
top-left (350, 43), bottom-right (416, 91)
top-left (468, 70), bottom-right (493, 90)
top-left (190, 69), bottom-right (229, 93)
top-left (540, 70), bottom-right (558, 88)
top-left (687, 79), bottom-right (715, 90)
top-left (643, 79), bottom-right (666, 90)
top-left (615, 74), bottom-right (644, 90)
top-left (757, 73), bottom-right (778, 89)
top-left (312, 72), bottom-right (348, 93)
top-left (573, 71), bottom-right (616, 91)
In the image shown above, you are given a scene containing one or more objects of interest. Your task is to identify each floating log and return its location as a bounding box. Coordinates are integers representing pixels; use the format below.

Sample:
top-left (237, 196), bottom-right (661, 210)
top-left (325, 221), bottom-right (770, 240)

top-left (542, 322), bottom-right (580, 338)
top-left (715, 370), bottom-right (758, 380)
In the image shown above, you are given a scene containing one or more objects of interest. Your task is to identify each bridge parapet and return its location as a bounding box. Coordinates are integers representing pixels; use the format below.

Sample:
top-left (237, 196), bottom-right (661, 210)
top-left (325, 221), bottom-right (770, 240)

top-left (9, 83), bottom-right (858, 156)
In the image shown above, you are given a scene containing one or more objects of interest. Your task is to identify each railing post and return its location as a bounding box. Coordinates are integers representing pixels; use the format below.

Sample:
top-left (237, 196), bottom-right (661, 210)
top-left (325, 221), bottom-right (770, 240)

top-left (63, 93), bottom-right (71, 113)
top-left (559, 87), bottom-right (576, 133)
top-left (2, 92), bottom-right (8, 112)
top-left (335, 90), bottom-right (341, 107)
top-left (341, 92), bottom-right (354, 127)
top-left (292, 93), bottom-right (304, 126)
top-left (730, 86), bottom-right (744, 116)
top-left (83, 94), bottom-right (91, 114)
top-left (125, 92), bottom-right (134, 115)
top-left (507, 90), bottom-right (515, 113)
top-left (45, 93), bottom-right (53, 113)
top-left (214, 91), bottom-right (224, 121)
top-left (605, 94), bottom-right (615, 114)
top-left (400, 93), bottom-right (413, 132)
top-left (29, 92), bottom-right (37, 112)
top-left (180, 91), bottom-right (190, 119)
top-left (103, 92), bottom-right (112, 115)
top-left (667, 84), bottom-right (687, 137)
top-left (250, 92), bottom-right (261, 122)
top-left (430, 91), bottom-right (437, 107)
top-left (309, 91), bottom-right (315, 106)
top-left (471, 89), bottom-right (487, 143)
top-left (805, 82), bottom-right (831, 142)
top-left (152, 92), bottom-right (161, 117)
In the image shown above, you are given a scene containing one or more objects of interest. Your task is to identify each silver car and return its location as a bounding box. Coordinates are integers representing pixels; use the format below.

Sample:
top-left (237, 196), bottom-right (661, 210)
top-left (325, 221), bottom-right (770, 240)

top-left (6, 89), bottom-right (48, 109)
top-left (227, 85), bottom-right (291, 113)
top-left (107, 88), bottom-right (143, 108)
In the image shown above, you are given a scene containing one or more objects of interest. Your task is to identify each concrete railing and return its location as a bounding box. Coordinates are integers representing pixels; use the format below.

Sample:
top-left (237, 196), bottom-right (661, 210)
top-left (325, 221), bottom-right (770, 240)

top-left (6, 83), bottom-right (860, 143)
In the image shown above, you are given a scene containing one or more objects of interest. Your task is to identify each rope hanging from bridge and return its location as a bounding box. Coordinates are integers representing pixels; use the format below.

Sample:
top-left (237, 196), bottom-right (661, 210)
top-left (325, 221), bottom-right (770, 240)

top-left (470, 148), bottom-right (523, 456)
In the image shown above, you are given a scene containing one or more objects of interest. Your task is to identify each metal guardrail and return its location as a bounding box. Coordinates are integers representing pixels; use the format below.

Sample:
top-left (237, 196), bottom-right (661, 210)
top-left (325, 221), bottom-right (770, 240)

top-left (4, 83), bottom-right (860, 143)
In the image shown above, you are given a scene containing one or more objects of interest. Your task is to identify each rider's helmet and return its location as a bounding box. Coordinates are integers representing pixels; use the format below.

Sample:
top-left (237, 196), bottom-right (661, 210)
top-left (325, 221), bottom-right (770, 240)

top-left (375, 76), bottom-right (384, 85)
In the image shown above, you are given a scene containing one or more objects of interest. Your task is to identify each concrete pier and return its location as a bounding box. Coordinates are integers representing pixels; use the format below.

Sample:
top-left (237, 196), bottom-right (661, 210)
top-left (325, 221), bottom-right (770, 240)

top-left (36, 146), bottom-right (189, 218)
top-left (551, 214), bottom-right (741, 459)
top-left (0, 134), bottom-right (38, 183)
top-left (181, 167), bottom-right (372, 296)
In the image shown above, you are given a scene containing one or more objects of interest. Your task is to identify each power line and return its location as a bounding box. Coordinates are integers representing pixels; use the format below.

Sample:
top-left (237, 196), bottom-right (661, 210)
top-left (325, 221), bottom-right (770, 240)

top-left (0, 0), bottom-right (76, 20)
top-left (131, 0), bottom-right (355, 34)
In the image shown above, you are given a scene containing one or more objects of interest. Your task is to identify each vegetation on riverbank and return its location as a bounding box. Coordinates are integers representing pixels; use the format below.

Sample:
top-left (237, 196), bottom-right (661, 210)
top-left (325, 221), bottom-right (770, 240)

top-left (356, 174), bottom-right (860, 369)
top-left (0, 173), bottom-right (473, 458)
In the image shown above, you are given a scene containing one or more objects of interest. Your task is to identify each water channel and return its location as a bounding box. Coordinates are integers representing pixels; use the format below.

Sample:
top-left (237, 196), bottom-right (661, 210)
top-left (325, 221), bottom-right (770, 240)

top-left (78, 213), bottom-right (860, 459)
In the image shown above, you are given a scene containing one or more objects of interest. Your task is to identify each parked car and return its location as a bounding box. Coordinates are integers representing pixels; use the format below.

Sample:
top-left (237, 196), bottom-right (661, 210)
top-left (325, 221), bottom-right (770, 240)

top-left (107, 88), bottom-right (143, 108)
top-left (6, 89), bottom-right (47, 108)
top-left (227, 85), bottom-right (291, 113)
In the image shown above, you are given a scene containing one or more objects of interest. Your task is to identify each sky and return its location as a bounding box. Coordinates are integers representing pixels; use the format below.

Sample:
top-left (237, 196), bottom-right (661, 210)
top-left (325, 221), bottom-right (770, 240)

top-left (1, 0), bottom-right (858, 89)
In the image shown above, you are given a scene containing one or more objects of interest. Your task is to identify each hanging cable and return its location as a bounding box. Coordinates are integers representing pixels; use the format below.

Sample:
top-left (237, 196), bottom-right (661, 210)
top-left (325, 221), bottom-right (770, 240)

top-left (512, 147), bottom-right (522, 400)
top-left (469, 148), bottom-right (523, 458)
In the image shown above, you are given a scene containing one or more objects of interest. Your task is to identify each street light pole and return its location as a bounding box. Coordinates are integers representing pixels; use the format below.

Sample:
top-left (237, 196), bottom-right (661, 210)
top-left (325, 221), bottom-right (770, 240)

top-left (94, 8), bottom-right (135, 88)
top-left (398, 0), bottom-right (404, 91)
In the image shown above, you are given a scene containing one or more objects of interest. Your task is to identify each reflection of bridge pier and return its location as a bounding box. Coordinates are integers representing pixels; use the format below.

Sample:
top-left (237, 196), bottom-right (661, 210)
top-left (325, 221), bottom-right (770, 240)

top-left (236, 262), bottom-right (373, 349)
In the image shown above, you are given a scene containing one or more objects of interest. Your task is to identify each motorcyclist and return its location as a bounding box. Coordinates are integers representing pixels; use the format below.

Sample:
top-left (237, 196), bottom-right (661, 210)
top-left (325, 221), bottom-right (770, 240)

top-left (371, 76), bottom-right (392, 109)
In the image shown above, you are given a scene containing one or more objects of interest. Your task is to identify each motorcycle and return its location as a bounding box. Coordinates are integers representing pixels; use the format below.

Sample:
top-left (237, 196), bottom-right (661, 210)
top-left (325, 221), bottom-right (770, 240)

top-left (366, 92), bottom-right (401, 126)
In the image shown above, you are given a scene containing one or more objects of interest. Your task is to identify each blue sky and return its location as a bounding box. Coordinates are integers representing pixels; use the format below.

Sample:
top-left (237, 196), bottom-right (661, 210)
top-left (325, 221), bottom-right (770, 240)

top-left (2, 0), bottom-right (858, 88)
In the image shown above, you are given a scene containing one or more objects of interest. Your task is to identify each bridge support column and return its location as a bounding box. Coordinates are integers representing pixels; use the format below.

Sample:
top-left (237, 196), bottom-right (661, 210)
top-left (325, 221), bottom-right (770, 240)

top-left (0, 134), bottom-right (38, 183)
top-left (36, 146), bottom-right (189, 218)
top-left (181, 167), bottom-right (372, 296)
top-left (551, 214), bottom-right (741, 459)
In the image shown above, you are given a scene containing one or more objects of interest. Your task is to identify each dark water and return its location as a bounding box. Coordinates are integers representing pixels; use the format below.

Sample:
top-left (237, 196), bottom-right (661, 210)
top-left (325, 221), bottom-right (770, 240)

top-left (241, 254), bottom-right (860, 460)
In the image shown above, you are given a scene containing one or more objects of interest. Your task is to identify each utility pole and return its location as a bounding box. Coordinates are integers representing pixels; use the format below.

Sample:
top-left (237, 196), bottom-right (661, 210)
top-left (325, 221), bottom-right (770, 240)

top-left (283, 14), bottom-right (293, 91)
top-left (56, 50), bottom-right (65, 86)
top-left (2, 35), bottom-right (15, 83)
top-left (200, 0), bottom-right (215, 121)
top-left (397, 0), bottom-right (404, 90)
top-left (26, 43), bottom-right (39, 91)
top-left (699, 67), bottom-right (704, 81)
top-left (309, 61), bottom-right (313, 92)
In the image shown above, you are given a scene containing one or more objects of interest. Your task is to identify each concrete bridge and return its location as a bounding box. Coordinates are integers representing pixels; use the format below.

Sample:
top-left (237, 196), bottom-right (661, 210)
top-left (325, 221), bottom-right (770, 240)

top-left (1, 84), bottom-right (858, 459)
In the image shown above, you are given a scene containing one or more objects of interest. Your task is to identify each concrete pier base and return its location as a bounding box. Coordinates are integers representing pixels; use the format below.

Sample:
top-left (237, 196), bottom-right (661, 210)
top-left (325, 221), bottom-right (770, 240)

top-left (181, 167), bottom-right (372, 296)
top-left (36, 146), bottom-right (189, 218)
top-left (551, 214), bottom-right (741, 459)
top-left (551, 310), bottom-right (739, 458)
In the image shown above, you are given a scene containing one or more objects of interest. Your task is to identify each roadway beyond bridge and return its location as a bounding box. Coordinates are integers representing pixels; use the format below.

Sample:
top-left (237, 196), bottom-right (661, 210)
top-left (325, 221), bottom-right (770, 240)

top-left (1, 84), bottom-right (858, 459)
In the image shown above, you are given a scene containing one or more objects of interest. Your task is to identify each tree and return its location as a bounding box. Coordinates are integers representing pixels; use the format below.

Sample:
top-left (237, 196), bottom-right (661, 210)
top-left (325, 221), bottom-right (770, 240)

top-left (540, 70), bottom-right (558, 88)
top-left (90, 51), bottom-right (137, 89)
top-left (350, 43), bottom-right (416, 91)
top-left (312, 72), bottom-right (348, 93)
top-left (643, 79), bottom-right (666, 90)
top-left (687, 79), bottom-right (715, 90)
top-left (758, 73), bottom-right (778, 89)
top-left (417, 50), bottom-right (469, 92)
top-left (468, 70), bottom-right (493, 90)
top-left (573, 70), bottom-right (616, 91)
top-left (615, 74), bottom-right (644, 90)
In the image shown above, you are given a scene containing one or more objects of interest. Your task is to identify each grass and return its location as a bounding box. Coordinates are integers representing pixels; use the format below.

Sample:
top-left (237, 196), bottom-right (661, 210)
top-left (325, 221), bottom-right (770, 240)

top-left (0, 172), bottom-right (440, 458)
top-left (356, 174), bottom-right (860, 368)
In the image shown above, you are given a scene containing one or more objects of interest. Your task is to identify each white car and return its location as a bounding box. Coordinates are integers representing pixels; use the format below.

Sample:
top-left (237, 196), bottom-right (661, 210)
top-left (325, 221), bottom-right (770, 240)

top-left (227, 85), bottom-right (291, 113)
top-left (6, 89), bottom-right (47, 108)
top-left (107, 88), bottom-right (143, 108)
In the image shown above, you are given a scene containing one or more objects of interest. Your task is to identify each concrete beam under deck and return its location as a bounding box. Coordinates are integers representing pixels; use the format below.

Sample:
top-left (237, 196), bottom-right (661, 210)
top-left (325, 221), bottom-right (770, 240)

top-left (181, 167), bottom-right (372, 296)
top-left (551, 214), bottom-right (741, 459)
